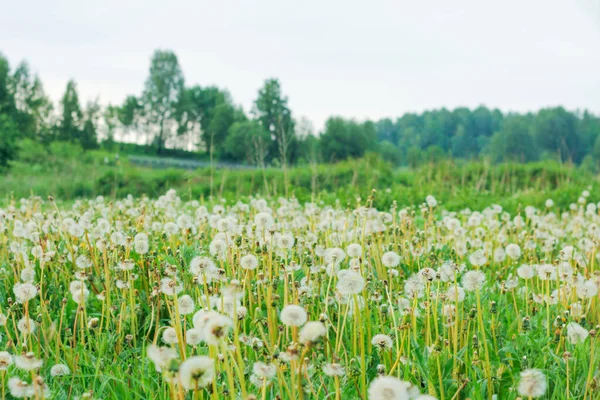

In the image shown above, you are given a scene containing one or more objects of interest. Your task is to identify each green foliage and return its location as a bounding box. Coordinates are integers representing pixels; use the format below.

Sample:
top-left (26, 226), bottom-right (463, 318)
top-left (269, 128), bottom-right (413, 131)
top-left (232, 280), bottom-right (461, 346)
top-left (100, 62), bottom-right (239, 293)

top-left (2, 154), bottom-right (597, 217)
top-left (320, 117), bottom-right (376, 162)
top-left (137, 49), bottom-right (185, 153)
top-left (57, 80), bottom-right (84, 142)
top-left (0, 114), bottom-right (19, 170)
top-left (2, 49), bottom-right (600, 171)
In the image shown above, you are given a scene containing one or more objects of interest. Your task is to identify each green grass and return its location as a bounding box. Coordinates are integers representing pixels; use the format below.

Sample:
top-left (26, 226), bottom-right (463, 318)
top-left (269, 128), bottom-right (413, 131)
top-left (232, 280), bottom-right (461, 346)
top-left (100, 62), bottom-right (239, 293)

top-left (0, 155), bottom-right (599, 399)
top-left (1, 151), bottom-right (597, 213)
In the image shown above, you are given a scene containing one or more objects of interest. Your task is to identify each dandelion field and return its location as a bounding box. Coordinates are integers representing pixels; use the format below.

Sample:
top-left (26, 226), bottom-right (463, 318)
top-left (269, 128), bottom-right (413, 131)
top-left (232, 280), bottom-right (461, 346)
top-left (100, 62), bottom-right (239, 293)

top-left (0, 189), bottom-right (599, 400)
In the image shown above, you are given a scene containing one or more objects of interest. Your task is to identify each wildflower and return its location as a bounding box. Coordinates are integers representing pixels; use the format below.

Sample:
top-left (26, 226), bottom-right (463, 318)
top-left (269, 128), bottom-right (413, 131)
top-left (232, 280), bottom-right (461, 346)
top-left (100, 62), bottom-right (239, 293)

top-left (280, 304), bottom-right (308, 327)
top-left (368, 376), bottom-right (413, 400)
top-left (445, 286), bottom-right (465, 302)
top-left (537, 264), bottom-right (557, 281)
top-left (17, 317), bottom-right (36, 334)
top-left (178, 295), bottom-right (195, 315)
top-left (299, 321), bottom-right (327, 343)
top-left (0, 351), bottom-right (13, 370)
top-left (193, 310), bottom-right (220, 330)
top-left (517, 264), bottom-right (535, 279)
top-left (186, 328), bottom-right (203, 346)
top-left (134, 239), bottom-right (149, 254)
top-left (162, 327), bottom-right (179, 344)
top-left (576, 279), bottom-right (598, 299)
top-left (14, 352), bottom-right (43, 371)
top-left (190, 256), bottom-right (216, 275)
top-left (425, 195), bottom-right (437, 208)
top-left (505, 243), bottom-right (521, 259)
top-left (147, 344), bottom-right (178, 372)
top-left (8, 377), bottom-right (34, 398)
top-left (13, 282), bottom-right (38, 303)
top-left (566, 322), bottom-right (589, 344)
top-left (255, 212), bottom-right (274, 229)
top-left (178, 356), bottom-right (215, 391)
top-left (240, 254), bottom-right (259, 270)
top-left (404, 275), bottom-right (425, 298)
top-left (324, 248), bottom-right (346, 265)
top-left (371, 334), bottom-right (393, 350)
top-left (202, 313), bottom-right (233, 345)
top-left (337, 270), bottom-right (366, 295)
top-left (75, 254), bottom-right (92, 269)
top-left (381, 251), bottom-right (401, 268)
top-left (160, 277), bottom-right (183, 296)
top-left (468, 250), bottom-right (487, 267)
top-left (517, 369), bottom-right (547, 398)
top-left (462, 270), bottom-right (486, 291)
top-left (20, 268), bottom-right (35, 283)
top-left (50, 363), bottom-right (71, 376)
top-left (277, 233), bottom-right (295, 249)
top-left (347, 243), bottom-right (362, 258)
top-left (252, 362), bottom-right (277, 380)
top-left (323, 363), bottom-right (345, 377)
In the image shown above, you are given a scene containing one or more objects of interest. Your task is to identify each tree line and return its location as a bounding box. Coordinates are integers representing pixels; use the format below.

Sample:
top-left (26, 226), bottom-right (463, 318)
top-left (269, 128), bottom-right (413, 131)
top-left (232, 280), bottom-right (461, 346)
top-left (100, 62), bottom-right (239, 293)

top-left (2, 49), bottom-right (600, 171)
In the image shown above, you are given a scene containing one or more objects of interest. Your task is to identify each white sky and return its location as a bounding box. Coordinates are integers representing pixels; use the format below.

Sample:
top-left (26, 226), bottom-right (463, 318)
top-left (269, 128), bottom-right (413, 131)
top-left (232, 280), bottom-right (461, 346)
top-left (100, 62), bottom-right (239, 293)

top-left (2, 0), bottom-right (600, 131)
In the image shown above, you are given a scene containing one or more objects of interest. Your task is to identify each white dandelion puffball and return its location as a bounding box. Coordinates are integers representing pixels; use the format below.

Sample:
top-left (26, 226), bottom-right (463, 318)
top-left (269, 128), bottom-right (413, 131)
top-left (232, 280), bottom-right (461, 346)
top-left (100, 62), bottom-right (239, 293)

top-left (517, 369), bottom-right (547, 398)
top-left (371, 334), bottom-right (393, 350)
top-left (505, 243), bottom-right (521, 260)
top-left (280, 304), bottom-right (308, 327)
top-left (462, 270), bottom-right (486, 291)
top-left (347, 243), bottom-right (362, 258)
top-left (368, 376), bottom-right (412, 400)
top-left (517, 264), bottom-right (535, 280)
top-left (50, 363), bottom-right (71, 376)
top-left (13, 283), bottom-right (38, 303)
top-left (468, 250), bottom-right (487, 267)
top-left (299, 321), bottom-right (327, 343)
top-left (177, 295), bottom-right (195, 315)
top-left (381, 251), bottom-right (401, 268)
top-left (336, 270), bottom-right (366, 296)
top-left (240, 254), bottom-right (259, 270)
top-left (179, 356), bottom-right (215, 391)
top-left (566, 322), bottom-right (589, 344)
top-left (0, 351), bottom-right (13, 370)
top-left (252, 362), bottom-right (277, 379)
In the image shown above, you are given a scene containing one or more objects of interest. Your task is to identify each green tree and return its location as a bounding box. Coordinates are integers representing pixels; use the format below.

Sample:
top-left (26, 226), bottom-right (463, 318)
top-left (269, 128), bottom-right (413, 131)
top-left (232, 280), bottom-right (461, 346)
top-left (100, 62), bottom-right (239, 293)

top-left (591, 135), bottom-right (600, 164)
top-left (0, 114), bottom-right (19, 170)
top-left (139, 50), bottom-right (184, 153)
top-left (80, 100), bottom-right (100, 150)
top-left (320, 117), bottom-right (376, 162)
top-left (56, 80), bottom-right (83, 143)
top-left (102, 105), bottom-right (120, 150)
top-left (223, 120), bottom-right (270, 164)
top-left (487, 116), bottom-right (537, 162)
top-left (10, 61), bottom-right (53, 140)
top-left (533, 107), bottom-right (580, 162)
top-left (253, 79), bottom-right (294, 164)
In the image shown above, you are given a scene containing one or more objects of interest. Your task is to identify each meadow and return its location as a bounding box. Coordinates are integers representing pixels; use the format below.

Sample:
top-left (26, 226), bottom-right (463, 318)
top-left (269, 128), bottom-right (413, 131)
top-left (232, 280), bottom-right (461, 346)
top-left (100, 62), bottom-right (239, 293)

top-left (0, 156), bottom-right (599, 399)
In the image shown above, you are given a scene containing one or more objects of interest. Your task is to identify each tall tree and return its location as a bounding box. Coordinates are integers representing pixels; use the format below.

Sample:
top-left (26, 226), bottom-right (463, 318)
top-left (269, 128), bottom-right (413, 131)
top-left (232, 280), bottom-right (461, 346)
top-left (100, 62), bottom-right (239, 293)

top-left (139, 50), bottom-right (184, 154)
top-left (10, 62), bottom-right (53, 140)
top-left (533, 107), bottom-right (580, 162)
top-left (487, 116), bottom-right (537, 162)
top-left (253, 78), bottom-right (294, 164)
top-left (253, 78), bottom-right (295, 194)
top-left (0, 54), bottom-right (19, 169)
top-left (57, 80), bottom-right (83, 143)
top-left (80, 100), bottom-right (100, 150)
top-left (320, 117), bottom-right (376, 162)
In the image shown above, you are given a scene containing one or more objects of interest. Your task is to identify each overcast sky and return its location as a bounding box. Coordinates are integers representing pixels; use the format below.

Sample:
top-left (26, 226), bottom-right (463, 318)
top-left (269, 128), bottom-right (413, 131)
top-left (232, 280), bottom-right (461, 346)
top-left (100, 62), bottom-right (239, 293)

top-left (1, 0), bottom-right (599, 131)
